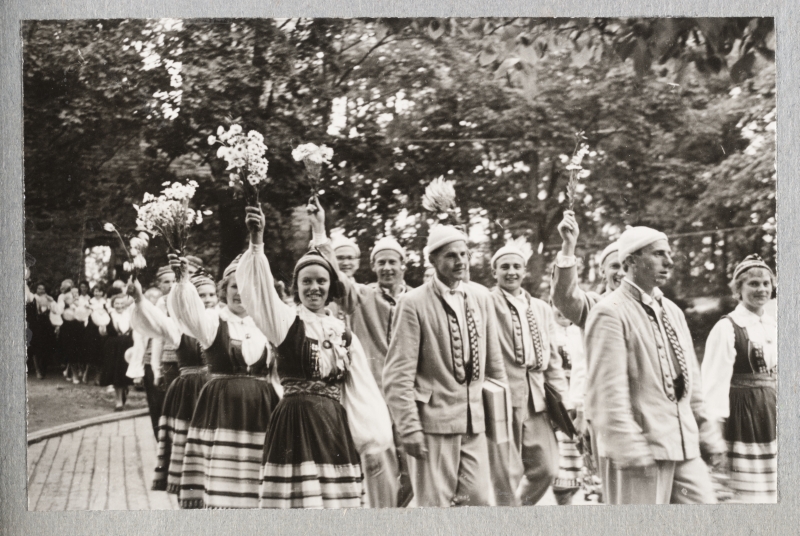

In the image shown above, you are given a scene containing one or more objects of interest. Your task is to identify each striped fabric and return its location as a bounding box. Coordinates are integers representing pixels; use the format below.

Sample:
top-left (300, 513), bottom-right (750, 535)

top-left (179, 427), bottom-right (267, 509)
top-left (151, 415), bottom-right (189, 492)
top-left (553, 430), bottom-right (583, 491)
top-left (727, 440), bottom-right (777, 503)
top-left (259, 461), bottom-right (364, 509)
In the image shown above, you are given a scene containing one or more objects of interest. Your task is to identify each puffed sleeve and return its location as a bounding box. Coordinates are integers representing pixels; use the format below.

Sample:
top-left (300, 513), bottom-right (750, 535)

top-left (341, 334), bottom-right (394, 455)
top-left (167, 281), bottom-right (220, 350)
top-left (701, 319), bottom-right (736, 422)
top-left (131, 297), bottom-right (182, 346)
top-left (235, 242), bottom-right (296, 347)
top-left (90, 303), bottom-right (111, 327)
top-left (126, 329), bottom-right (149, 379)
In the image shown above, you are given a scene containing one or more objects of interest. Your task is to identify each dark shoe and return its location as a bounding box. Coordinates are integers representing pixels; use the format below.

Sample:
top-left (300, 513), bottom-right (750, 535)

top-left (114, 405), bottom-right (124, 412)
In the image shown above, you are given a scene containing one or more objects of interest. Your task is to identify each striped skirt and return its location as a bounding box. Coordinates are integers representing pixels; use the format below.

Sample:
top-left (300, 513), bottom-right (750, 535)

top-left (725, 374), bottom-right (776, 503)
top-left (259, 388), bottom-right (363, 509)
top-left (178, 375), bottom-right (279, 509)
top-left (553, 430), bottom-right (583, 492)
top-left (151, 367), bottom-right (208, 493)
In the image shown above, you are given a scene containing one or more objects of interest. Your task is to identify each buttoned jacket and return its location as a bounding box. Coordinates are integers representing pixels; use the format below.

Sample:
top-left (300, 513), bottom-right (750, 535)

top-left (383, 279), bottom-right (508, 437)
top-left (584, 281), bottom-right (725, 463)
top-left (489, 287), bottom-right (571, 412)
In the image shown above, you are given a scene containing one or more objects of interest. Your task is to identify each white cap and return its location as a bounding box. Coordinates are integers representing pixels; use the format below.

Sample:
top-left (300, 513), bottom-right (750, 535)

top-left (490, 245), bottom-right (527, 268)
top-left (597, 241), bottom-right (619, 267)
top-left (617, 227), bottom-right (669, 263)
top-left (424, 225), bottom-right (468, 259)
top-left (371, 236), bottom-right (406, 263)
top-left (331, 234), bottom-right (361, 257)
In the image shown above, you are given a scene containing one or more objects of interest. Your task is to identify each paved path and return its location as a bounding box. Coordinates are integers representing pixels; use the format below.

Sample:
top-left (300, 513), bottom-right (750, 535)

top-left (27, 414), bottom-right (179, 511)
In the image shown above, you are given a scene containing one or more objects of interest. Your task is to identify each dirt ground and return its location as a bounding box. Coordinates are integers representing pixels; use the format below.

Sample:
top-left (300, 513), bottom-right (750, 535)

top-left (26, 374), bottom-right (148, 433)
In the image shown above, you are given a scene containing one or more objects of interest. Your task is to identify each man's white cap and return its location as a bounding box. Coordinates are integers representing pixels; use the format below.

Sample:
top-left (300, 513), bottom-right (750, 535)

top-left (597, 241), bottom-right (620, 267)
top-left (331, 234), bottom-right (361, 257)
top-left (490, 245), bottom-right (527, 268)
top-left (371, 236), bottom-right (406, 263)
top-left (424, 225), bottom-right (468, 259)
top-left (617, 227), bottom-right (669, 263)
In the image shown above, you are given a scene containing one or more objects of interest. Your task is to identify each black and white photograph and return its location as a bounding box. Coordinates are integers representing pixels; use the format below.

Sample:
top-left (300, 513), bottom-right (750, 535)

top-left (19, 16), bottom-right (777, 512)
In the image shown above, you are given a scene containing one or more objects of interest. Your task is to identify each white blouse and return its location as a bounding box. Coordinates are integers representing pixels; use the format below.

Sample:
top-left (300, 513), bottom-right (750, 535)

top-left (236, 241), bottom-right (394, 456)
top-left (702, 303), bottom-right (777, 422)
top-left (552, 322), bottom-right (587, 412)
top-left (167, 280), bottom-right (269, 367)
top-left (130, 297), bottom-right (182, 347)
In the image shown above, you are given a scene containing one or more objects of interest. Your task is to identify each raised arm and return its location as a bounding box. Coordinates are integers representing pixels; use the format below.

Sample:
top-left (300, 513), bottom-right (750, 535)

top-left (235, 206), bottom-right (296, 347)
top-left (551, 210), bottom-right (595, 329)
top-left (166, 255), bottom-right (220, 349)
top-left (128, 278), bottom-right (181, 346)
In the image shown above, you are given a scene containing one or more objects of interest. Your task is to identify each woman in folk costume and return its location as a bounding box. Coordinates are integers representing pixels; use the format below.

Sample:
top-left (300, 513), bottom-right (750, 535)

top-left (550, 303), bottom-right (587, 505)
top-left (702, 254), bottom-right (777, 503)
top-left (95, 292), bottom-right (134, 411)
top-left (27, 282), bottom-right (58, 379)
top-left (57, 291), bottom-right (88, 385)
top-left (236, 200), bottom-right (394, 509)
top-left (163, 254), bottom-right (281, 509)
top-left (85, 284), bottom-right (109, 385)
top-left (128, 272), bottom-right (216, 494)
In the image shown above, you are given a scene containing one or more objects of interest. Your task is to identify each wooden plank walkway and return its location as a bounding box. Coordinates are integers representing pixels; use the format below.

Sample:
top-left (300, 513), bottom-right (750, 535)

top-left (28, 415), bottom-right (179, 511)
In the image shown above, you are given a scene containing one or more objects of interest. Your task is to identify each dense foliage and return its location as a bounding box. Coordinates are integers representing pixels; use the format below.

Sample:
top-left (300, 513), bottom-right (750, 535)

top-left (23, 17), bottom-right (776, 301)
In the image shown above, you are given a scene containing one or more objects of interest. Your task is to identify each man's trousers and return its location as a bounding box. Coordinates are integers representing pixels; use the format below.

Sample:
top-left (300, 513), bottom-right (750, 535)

top-left (600, 456), bottom-right (717, 504)
top-left (406, 432), bottom-right (492, 507)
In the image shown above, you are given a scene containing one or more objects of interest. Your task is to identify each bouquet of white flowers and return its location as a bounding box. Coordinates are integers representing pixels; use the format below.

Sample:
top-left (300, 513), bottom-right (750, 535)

top-left (103, 223), bottom-right (150, 279)
top-left (134, 180), bottom-right (211, 267)
top-left (292, 142), bottom-right (334, 198)
top-left (209, 125), bottom-right (269, 206)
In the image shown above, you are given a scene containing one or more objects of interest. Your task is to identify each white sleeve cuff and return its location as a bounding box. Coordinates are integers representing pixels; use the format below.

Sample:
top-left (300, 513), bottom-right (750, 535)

top-left (311, 232), bottom-right (330, 247)
top-left (555, 252), bottom-right (577, 268)
top-left (250, 242), bottom-right (264, 254)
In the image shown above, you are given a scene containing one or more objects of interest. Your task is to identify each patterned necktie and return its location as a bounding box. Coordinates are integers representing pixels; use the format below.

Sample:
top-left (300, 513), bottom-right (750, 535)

top-left (524, 302), bottom-right (545, 370)
top-left (658, 301), bottom-right (690, 399)
top-left (463, 296), bottom-right (481, 383)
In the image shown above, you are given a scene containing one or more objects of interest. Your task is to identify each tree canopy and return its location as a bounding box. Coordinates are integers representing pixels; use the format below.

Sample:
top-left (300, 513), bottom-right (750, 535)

top-left (23, 17), bottom-right (776, 300)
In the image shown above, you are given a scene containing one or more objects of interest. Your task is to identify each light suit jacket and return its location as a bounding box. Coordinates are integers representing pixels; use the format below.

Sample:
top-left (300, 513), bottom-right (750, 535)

top-left (382, 280), bottom-right (508, 438)
top-left (584, 281), bottom-right (725, 463)
top-left (489, 287), bottom-right (571, 412)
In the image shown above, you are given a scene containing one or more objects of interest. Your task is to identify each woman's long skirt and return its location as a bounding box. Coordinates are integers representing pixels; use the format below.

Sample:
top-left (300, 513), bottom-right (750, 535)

top-left (177, 375), bottom-right (279, 509)
top-left (725, 374), bottom-right (777, 503)
top-left (552, 430), bottom-right (583, 502)
top-left (259, 389), bottom-right (364, 509)
top-left (99, 334), bottom-right (132, 388)
top-left (151, 367), bottom-right (209, 493)
top-left (59, 319), bottom-right (86, 369)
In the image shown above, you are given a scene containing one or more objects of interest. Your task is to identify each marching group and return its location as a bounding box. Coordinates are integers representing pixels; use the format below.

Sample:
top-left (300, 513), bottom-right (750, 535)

top-left (25, 201), bottom-right (777, 508)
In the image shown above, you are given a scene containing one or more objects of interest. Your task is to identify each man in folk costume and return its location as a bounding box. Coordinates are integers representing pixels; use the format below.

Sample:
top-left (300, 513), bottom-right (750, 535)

top-left (327, 235), bottom-right (413, 507)
top-left (487, 240), bottom-right (572, 506)
top-left (584, 226), bottom-right (726, 504)
top-left (383, 225), bottom-right (508, 507)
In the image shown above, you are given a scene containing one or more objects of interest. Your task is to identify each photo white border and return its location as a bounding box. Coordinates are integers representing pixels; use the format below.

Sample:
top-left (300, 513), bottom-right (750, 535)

top-left (2, 1), bottom-right (797, 533)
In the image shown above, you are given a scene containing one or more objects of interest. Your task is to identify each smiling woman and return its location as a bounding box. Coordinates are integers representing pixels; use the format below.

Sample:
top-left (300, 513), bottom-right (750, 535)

top-left (701, 255), bottom-right (777, 503)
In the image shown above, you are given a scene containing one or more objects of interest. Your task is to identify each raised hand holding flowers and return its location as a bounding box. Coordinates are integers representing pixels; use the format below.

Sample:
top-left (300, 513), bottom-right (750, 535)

top-left (292, 142), bottom-right (334, 200)
top-left (210, 125), bottom-right (270, 206)
top-left (134, 180), bottom-right (211, 276)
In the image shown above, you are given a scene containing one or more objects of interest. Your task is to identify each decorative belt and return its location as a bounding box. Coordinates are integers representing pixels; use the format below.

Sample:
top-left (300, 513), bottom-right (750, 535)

top-left (282, 379), bottom-right (342, 402)
top-left (209, 368), bottom-right (268, 379)
top-left (731, 372), bottom-right (776, 389)
top-left (180, 366), bottom-right (207, 376)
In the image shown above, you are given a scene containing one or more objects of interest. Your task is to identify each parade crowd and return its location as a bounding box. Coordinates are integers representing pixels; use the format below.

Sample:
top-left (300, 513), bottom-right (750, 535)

top-left (25, 202), bottom-right (777, 508)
